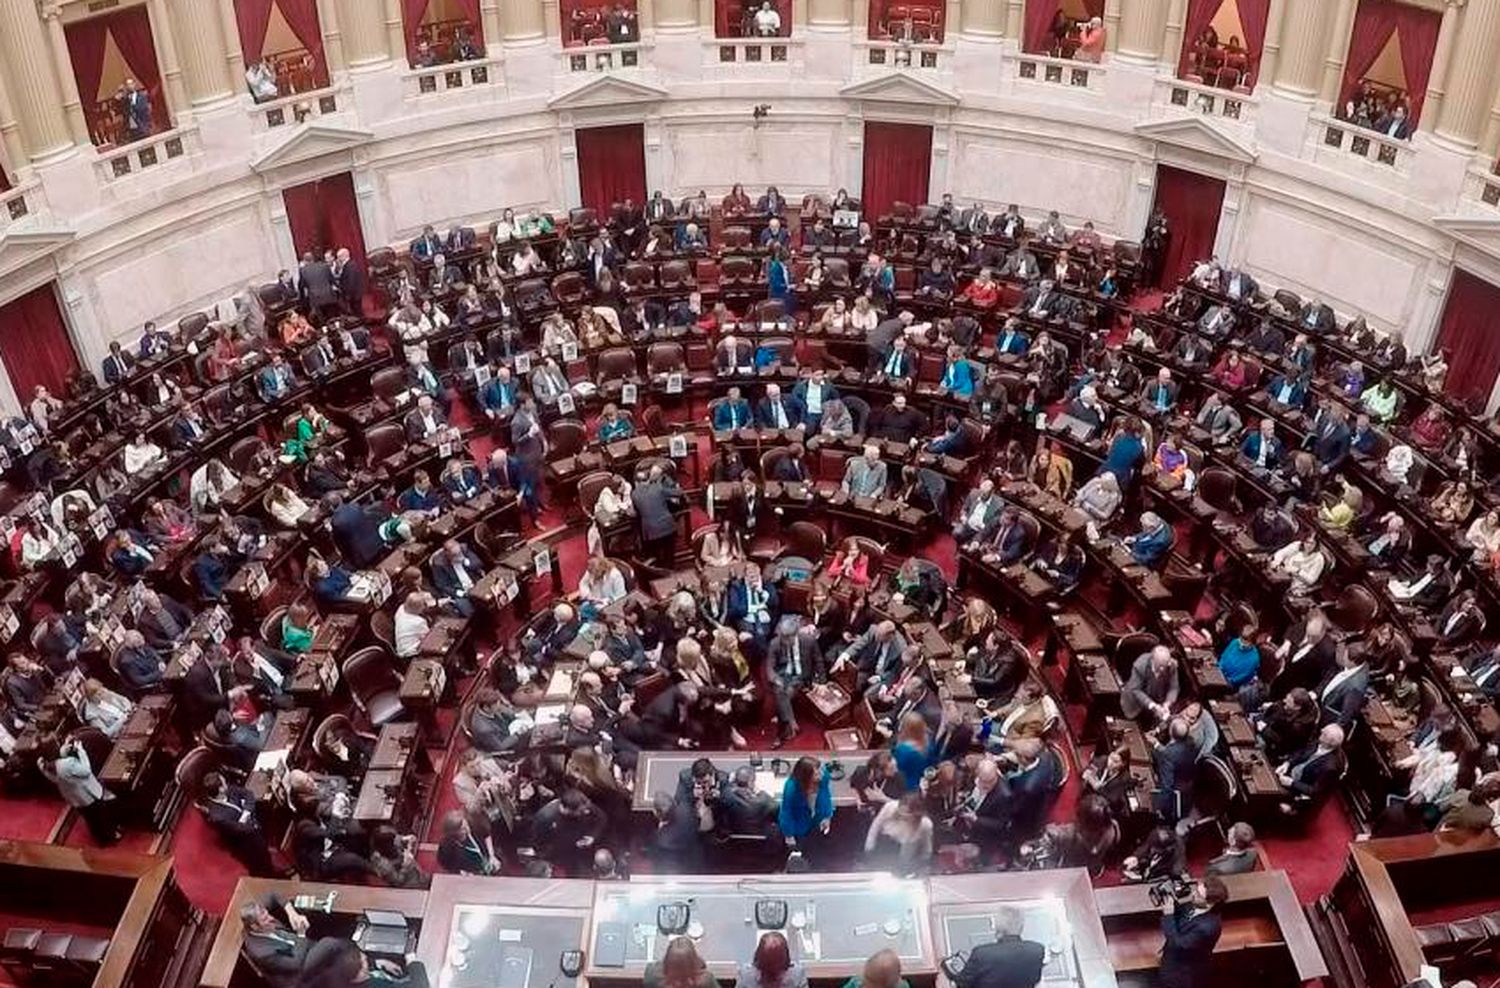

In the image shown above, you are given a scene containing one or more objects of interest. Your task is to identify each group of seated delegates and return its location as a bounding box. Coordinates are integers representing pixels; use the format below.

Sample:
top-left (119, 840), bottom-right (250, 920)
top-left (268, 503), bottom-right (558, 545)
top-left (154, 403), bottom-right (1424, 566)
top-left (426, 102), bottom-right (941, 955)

top-left (1339, 80), bottom-right (1415, 140)
top-left (239, 893), bottom-right (430, 988)
top-left (410, 25), bottom-right (484, 67)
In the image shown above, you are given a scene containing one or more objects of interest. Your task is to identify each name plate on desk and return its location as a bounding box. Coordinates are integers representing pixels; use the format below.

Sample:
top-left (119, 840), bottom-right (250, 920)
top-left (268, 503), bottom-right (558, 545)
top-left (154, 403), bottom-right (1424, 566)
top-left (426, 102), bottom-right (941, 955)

top-left (533, 548), bottom-right (552, 578)
top-left (0, 605), bottom-right (17, 643)
top-left (665, 372), bottom-right (684, 394)
top-left (621, 383), bottom-right (638, 405)
top-left (669, 434), bottom-right (689, 458)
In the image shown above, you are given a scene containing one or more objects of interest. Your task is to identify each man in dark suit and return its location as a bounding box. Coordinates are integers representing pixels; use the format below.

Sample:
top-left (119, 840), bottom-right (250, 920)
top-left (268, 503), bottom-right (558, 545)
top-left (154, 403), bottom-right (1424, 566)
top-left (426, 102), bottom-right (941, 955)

top-left (102, 341), bottom-right (136, 384)
top-left (297, 252), bottom-right (339, 323)
top-left (333, 248), bottom-right (365, 314)
top-left (1152, 717), bottom-right (1198, 823)
top-left (1461, 643), bottom-right (1500, 699)
top-left (755, 384), bottom-right (805, 431)
top-left (1315, 650), bottom-right (1368, 730)
top-left (631, 464), bottom-right (684, 567)
top-left (978, 506), bottom-right (1029, 565)
top-left (1221, 267), bottom-right (1257, 303)
top-left (950, 757), bottom-right (1010, 855)
top-left (238, 892), bottom-right (312, 988)
top-left (1304, 404), bottom-right (1351, 471)
top-left (201, 771), bottom-right (283, 877)
top-left (953, 904), bottom-right (1044, 988)
top-left (1275, 723), bottom-right (1345, 810)
top-left (1120, 647), bottom-right (1179, 725)
top-left (1158, 877), bottom-right (1227, 988)
top-left (182, 646), bottom-right (234, 730)
top-left (718, 766), bottom-right (778, 838)
top-left (870, 393), bottom-right (926, 444)
top-left (404, 394), bottom-right (448, 443)
top-left (767, 618), bottom-right (822, 746)
top-left (469, 688), bottom-right (520, 753)
top-left (136, 589), bottom-right (192, 651)
top-left (116, 631), bottom-right (165, 690)
top-left (1437, 590), bottom-right (1486, 648)
top-left (1140, 368), bottom-right (1179, 414)
top-left (633, 682), bottom-right (702, 749)
top-left (771, 444), bottom-right (808, 483)
top-left (409, 225), bottom-right (443, 261)
top-left (833, 620), bottom-right (908, 688)
top-left (1271, 615), bottom-right (1336, 698)
top-left (431, 539), bottom-right (486, 617)
top-left (192, 538), bottom-right (234, 600)
top-left (330, 497), bottom-right (389, 568)
top-left (954, 478), bottom-right (1003, 545)
top-left (1239, 419), bottom-right (1283, 470)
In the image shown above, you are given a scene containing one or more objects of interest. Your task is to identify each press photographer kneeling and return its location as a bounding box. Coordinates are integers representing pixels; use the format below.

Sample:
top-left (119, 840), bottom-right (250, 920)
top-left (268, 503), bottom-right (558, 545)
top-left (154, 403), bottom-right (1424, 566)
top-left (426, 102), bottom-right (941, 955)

top-left (1154, 875), bottom-right (1227, 988)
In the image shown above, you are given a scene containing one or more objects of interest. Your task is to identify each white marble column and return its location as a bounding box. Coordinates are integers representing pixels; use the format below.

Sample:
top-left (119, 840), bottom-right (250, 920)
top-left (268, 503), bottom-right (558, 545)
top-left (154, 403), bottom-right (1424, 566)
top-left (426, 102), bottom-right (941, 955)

top-left (502, 0), bottom-right (548, 41)
top-left (1104, 0), bottom-right (1122, 51)
top-left (654, 0), bottom-right (697, 30)
top-left (480, 0), bottom-right (504, 51)
top-left (961, 0), bottom-right (1005, 38)
top-left (0, 0), bottom-right (77, 158)
top-left (338, 0), bottom-right (392, 65)
top-left (1162, 0), bottom-right (1189, 70)
top-left (40, 4), bottom-right (90, 146)
top-left (167, 0), bottom-right (234, 107)
top-left (316, 0), bottom-right (348, 75)
top-left (1481, 78), bottom-right (1500, 157)
top-left (1005, 0), bottom-right (1024, 41)
top-left (215, 0), bottom-right (248, 84)
top-left (1258, 0), bottom-right (1287, 85)
top-left (1435, 0), bottom-right (1500, 146)
top-left (0, 71), bottom-right (30, 178)
top-left (384, 0), bottom-right (408, 63)
top-left (1317, 0), bottom-right (1359, 104)
top-left (148, 0), bottom-right (194, 126)
top-left (808, 0), bottom-right (851, 28)
top-left (1117, 0), bottom-right (1170, 64)
top-left (1421, 0), bottom-right (1464, 131)
top-left (1271, 0), bottom-right (1333, 99)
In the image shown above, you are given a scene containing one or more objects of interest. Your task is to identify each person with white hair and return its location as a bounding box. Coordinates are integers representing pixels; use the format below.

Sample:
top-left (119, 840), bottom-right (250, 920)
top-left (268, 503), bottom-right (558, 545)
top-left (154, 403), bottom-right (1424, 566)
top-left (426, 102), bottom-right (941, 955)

top-left (950, 903), bottom-right (1045, 988)
top-left (1077, 15), bottom-right (1106, 61)
top-left (1123, 511), bottom-right (1174, 568)
top-left (393, 592), bottom-right (433, 660)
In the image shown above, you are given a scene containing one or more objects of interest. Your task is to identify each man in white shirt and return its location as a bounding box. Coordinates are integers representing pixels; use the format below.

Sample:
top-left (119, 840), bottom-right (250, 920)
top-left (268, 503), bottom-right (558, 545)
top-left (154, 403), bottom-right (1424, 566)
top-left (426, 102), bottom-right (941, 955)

top-left (394, 592), bottom-right (434, 661)
top-left (245, 58), bottom-right (280, 101)
top-left (29, 386), bottom-right (63, 433)
top-left (753, 1), bottom-right (782, 35)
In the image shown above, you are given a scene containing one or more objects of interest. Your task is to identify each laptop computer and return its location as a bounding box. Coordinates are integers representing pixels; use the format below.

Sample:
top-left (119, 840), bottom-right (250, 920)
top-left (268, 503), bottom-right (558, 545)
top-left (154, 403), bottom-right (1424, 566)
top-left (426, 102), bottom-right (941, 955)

top-left (357, 910), bottom-right (410, 957)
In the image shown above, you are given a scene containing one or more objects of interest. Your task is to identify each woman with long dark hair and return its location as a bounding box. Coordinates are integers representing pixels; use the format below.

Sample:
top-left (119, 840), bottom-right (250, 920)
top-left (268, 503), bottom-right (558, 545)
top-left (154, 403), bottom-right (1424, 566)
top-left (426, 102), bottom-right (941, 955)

top-left (737, 931), bottom-right (808, 988)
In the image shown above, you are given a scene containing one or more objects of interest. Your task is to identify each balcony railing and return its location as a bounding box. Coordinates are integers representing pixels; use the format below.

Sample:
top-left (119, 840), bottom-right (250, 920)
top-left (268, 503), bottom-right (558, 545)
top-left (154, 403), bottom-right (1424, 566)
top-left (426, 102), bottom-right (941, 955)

top-left (249, 85), bottom-right (343, 131)
top-left (404, 57), bottom-right (504, 98)
top-left (93, 126), bottom-right (197, 183)
top-left (1159, 76), bottom-right (1256, 124)
top-left (858, 39), bottom-right (946, 70)
top-left (1463, 164), bottom-right (1500, 211)
top-left (713, 37), bottom-right (798, 65)
top-left (0, 183), bottom-right (34, 231)
top-left (1311, 114), bottom-right (1413, 172)
top-left (563, 42), bottom-right (646, 73)
top-left (1011, 52), bottom-right (1103, 93)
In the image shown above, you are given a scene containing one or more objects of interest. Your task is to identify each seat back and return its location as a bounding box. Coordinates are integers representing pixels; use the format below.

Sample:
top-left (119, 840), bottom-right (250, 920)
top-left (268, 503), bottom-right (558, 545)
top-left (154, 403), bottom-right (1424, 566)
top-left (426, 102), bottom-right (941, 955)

top-left (371, 366), bottom-right (408, 401)
top-left (597, 347), bottom-right (639, 381)
top-left (781, 520), bottom-right (828, 563)
top-left (660, 259), bottom-right (695, 289)
top-left (623, 261), bottom-right (656, 290)
top-left (173, 745), bottom-right (219, 796)
top-left (259, 606), bottom-right (289, 650)
top-left (721, 256), bottom-right (758, 284)
top-left (552, 271), bottom-right (588, 304)
top-left (366, 422), bottom-right (405, 465)
top-left (721, 227), bottom-right (752, 250)
top-left (843, 395), bottom-right (870, 434)
top-left (647, 342), bottom-right (686, 374)
top-left (577, 470), bottom-right (617, 517)
top-left (226, 437), bottom-right (265, 474)
top-left (546, 418), bottom-right (588, 458)
top-left (311, 712), bottom-right (358, 764)
top-left (342, 646), bottom-right (399, 711)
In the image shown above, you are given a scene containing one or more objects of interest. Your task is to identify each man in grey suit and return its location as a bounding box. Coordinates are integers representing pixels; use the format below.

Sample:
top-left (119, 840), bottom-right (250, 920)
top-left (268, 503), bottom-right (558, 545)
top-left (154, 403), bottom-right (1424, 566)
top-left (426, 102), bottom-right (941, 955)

top-left (1120, 646), bottom-right (1179, 726)
top-left (832, 620), bottom-right (908, 691)
top-left (297, 251), bottom-right (339, 323)
top-left (631, 464), bottom-right (684, 567)
top-left (954, 477), bottom-right (1004, 545)
top-left (239, 894), bottom-right (312, 988)
top-left (842, 444), bottom-right (888, 498)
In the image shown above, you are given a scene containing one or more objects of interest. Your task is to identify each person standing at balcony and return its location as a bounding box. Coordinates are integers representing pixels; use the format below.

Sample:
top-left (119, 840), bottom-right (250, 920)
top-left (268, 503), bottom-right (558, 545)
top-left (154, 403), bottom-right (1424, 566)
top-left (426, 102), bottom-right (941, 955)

top-left (1374, 104), bottom-right (1411, 141)
top-left (119, 79), bottom-right (153, 143)
top-left (246, 58), bottom-right (280, 102)
top-left (1077, 17), bottom-right (1105, 63)
top-left (753, 2), bottom-right (783, 37)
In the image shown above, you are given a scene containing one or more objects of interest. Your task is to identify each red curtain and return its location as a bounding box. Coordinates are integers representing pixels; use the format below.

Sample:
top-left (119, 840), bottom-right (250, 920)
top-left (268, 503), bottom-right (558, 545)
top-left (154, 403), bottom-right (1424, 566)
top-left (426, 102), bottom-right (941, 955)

top-left (108, 6), bottom-right (169, 129)
top-left (0, 167), bottom-right (11, 193)
top-left (402, 0), bottom-right (432, 63)
top-left (861, 121), bottom-right (932, 223)
top-left (1176, 0), bottom-right (1224, 77)
top-left (1023, 0), bottom-right (1062, 53)
top-left (715, 0), bottom-right (793, 38)
top-left (282, 172), bottom-right (369, 263)
top-left (0, 285), bottom-right (80, 402)
top-left (1340, 0), bottom-right (1442, 125)
top-left (235, 0), bottom-right (275, 66)
top-left (63, 17), bottom-right (109, 141)
top-left (1238, 0), bottom-right (1271, 87)
top-left (237, 0), bottom-right (330, 87)
top-left (1435, 270), bottom-right (1500, 406)
top-left (1151, 165), bottom-right (1225, 288)
top-left (574, 124), bottom-right (646, 214)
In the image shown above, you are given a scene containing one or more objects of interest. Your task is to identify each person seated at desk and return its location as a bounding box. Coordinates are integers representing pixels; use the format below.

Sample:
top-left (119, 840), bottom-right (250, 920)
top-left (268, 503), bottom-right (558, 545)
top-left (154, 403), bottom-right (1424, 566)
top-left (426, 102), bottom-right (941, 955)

top-left (1270, 536), bottom-right (1326, 595)
top-left (1122, 823), bottom-right (1188, 883)
top-left (759, 216), bottom-right (791, 249)
top-left (119, 429), bottom-right (166, 476)
top-left (711, 387), bottom-right (753, 432)
top-left (402, 394), bottom-right (449, 447)
top-left (237, 892), bottom-right (312, 987)
top-left (1361, 378), bottom-right (1400, 422)
top-left (960, 267), bottom-right (1002, 309)
top-left (106, 528), bottom-right (154, 576)
top-left (1437, 777), bottom-right (1500, 834)
top-left (1465, 507), bottom-right (1500, 566)
top-left (1264, 370), bottom-right (1308, 410)
top-left (1217, 624), bottom-right (1262, 691)
top-left (873, 336), bottom-right (915, 386)
top-left (1435, 590), bottom-right (1486, 649)
top-left (439, 458), bottom-right (482, 503)
top-left (265, 483), bottom-right (310, 530)
top-left (1429, 478), bottom-right (1475, 526)
top-left (596, 403), bottom-right (634, 443)
top-left (1410, 404), bottom-right (1451, 452)
top-left (393, 591), bottom-right (433, 661)
top-left (1240, 417), bottom-right (1283, 470)
top-left (924, 416), bottom-right (968, 458)
top-left (1316, 480), bottom-right (1360, 531)
top-left (1069, 471), bottom-right (1120, 525)
top-left (193, 535), bottom-right (240, 600)
top-left (1196, 303), bottom-right (1235, 341)
top-left (976, 506), bottom-right (1028, 566)
top-left (396, 470), bottom-right (442, 516)
top-left (1389, 553), bottom-right (1452, 612)
top-left (1123, 511), bottom-right (1174, 568)
top-left (1188, 394), bottom-right (1240, 449)
top-left (954, 478), bottom-right (1003, 545)
top-left (578, 555), bottom-right (627, 611)
top-left (915, 257), bottom-right (955, 301)
top-left (1151, 435), bottom-right (1189, 489)
top-left (1272, 722), bottom-right (1349, 818)
top-left (842, 444), bottom-right (888, 498)
top-left (431, 538), bottom-right (485, 617)
top-left (1349, 412), bottom-right (1380, 456)
top-left (824, 537), bottom-right (873, 587)
top-left (1018, 278), bottom-right (1068, 321)
top-left (756, 383), bottom-right (803, 432)
top-left (101, 340), bottom-right (136, 385)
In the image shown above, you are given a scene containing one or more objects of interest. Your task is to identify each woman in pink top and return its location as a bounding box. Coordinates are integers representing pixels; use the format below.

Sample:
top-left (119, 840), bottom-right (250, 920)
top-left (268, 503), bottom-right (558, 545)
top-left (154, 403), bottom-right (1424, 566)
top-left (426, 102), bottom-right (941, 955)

top-left (1077, 16), bottom-right (1106, 63)
top-left (825, 537), bottom-right (871, 586)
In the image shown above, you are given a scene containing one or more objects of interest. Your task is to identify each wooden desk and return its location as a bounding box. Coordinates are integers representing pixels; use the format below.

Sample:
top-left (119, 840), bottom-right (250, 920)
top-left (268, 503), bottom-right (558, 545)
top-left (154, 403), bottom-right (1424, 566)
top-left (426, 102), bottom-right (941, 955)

top-left (247, 707), bottom-right (312, 801)
top-left (417, 876), bottom-right (593, 988)
top-left (632, 749), bottom-right (877, 812)
top-left (201, 877), bottom-right (428, 988)
top-left (1096, 870), bottom-right (1326, 983)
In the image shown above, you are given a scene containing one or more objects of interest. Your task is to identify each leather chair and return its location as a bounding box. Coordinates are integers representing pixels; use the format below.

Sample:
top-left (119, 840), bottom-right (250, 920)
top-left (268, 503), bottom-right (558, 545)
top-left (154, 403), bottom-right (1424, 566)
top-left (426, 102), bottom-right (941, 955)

top-left (546, 419), bottom-right (588, 459)
top-left (596, 348), bottom-right (639, 390)
top-left (227, 437), bottom-right (266, 475)
top-left (842, 395), bottom-right (870, 435)
top-left (369, 610), bottom-right (397, 653)
top-left (776, 521), bottom-right (828, 564)
top-left (721, 256), bottom-right (759, 286)
top-left (259, 606), bottom-right (289, 650)
top-left (552, 271), bottom-right (588, 307)
top-left (623, 261), bottom-right (656, 293)
top-left (311, 712), bottom-right (375, 769)
top-left (512, 278), bottom-right (553, 314)
top-left (342, 647), bottom-right (406, 727)
top-left (1321, 584), bottom-right (1381, 639)
top-left (472, 522), bottom-right (515, 566)
top-left (721, 227), bottom-right (752, 251)
top-left (567, 207), bottom-right (599, 238)
top-left (647, 342), bottom-right (687, 378)
top-left (660, 259), bottom-right (696, 291)
top-left (178, 311), bottom-right (209, 339)
top-left (848, 536), bottom-right (886, 576)
top-left (365, 422), bottom-right (406, 467)
top-left (883, 201), bottom-right (915, 224)
top-left (1109, 631), bottom-right (1160, 679)
top-left (173, 745), bottom-right (219, 800)
top-left (758, 337), bottom-right (796, 367)
top-left (752, 299), bottom-right (787, 324)
top-left (1273, 289), bottom-right (1302, 313)
top-left (824, 257), bottom-right (852, 289)
top-left (1194, 467), bottom-right (1241, 514)
top-left (371, 366), bottom-right (408, 402)
top-left (578, 471), bottom-right (618, 519)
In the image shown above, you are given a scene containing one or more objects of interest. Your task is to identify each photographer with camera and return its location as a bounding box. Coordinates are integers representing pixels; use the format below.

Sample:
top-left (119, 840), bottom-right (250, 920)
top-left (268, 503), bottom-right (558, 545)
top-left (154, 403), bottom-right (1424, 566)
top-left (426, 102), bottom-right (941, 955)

top-left (1157, 876), bottom-right (1228, 988)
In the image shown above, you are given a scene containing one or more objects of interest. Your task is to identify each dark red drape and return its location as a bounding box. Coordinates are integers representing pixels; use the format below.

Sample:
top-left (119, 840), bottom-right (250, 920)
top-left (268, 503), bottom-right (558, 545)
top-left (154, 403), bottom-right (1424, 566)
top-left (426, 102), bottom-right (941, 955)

top-left (402, 0), bottom-right (432, 63)
top-left (1176, 0), bottom-right (1225, 77)
top-left (0, 285), bottom-right (80, 402)
top-left (1237, 0), bottom-right (1271, 87)
top-left (63, 16), bottom-right (110, 141)
top-left (1023, 0), bottom-right (1062, 53)
top-left (1435, 270), bottom-right (1500, 406)
top-left (282, 172), bottom-right (369, 263)
top-left (0, 166), bottom-right (11, 193)
top-left (861, 121), bottom-right (932, 223)
top-left (1151, 165), bottom-right (1225, 289)
top-left (235, 0), bottom-right (275, 66)
top-left (1340, 0), bottom-right (1441, 125)
top-left (714, 0), bottom-right (793, 38)
top-left (574, 124), bottom-right (646, 214)
top-left (108, 6), bottom-right (169, 129)
top-left (269, 0), bottom-right (330, 86)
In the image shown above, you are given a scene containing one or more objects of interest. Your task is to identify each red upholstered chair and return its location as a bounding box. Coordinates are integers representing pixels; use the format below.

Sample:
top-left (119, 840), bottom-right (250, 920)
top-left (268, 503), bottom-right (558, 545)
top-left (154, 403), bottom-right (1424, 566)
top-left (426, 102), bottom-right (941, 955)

top-left (721, 227), bottom-right (753, 251)
top-left (751, 299), bottom-right (787, 323)
top-left (721, 256), bottom-right (760, 286)
top-left (228, 436), bottom-right (267, 474)
top-left (824, 257), bottom-right (852, 289)
top-left (568, 207), bottom-right (599, 239)
top-left (660, 259), bottom-right (697, 291)
top-left (371, 366), bottom-right (408, 402)
top-left (647, 341), bottom-right (687, 377)
top-left (695, 258), bottom-right (720, 291)
top-left (552, 271), bottom-right (588, 306)
top-left (546, 418), bottom-right (589, 458)
top-left (596, 347), bottom-right (639, 390)
top-left (623, 260), bottom-right (656, 293)
top-left (342, 647), bottom-right (406, 727)
top-left (513, 278), bottom-right (554, 314)
top-left (365, 422), bottom-right (405, 467)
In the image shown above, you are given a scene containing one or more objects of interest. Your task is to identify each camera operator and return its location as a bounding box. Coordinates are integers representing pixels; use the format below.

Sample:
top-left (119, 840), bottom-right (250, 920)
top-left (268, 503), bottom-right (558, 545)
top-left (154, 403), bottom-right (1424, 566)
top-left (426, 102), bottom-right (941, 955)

top-left (1158, 876), bottom-right (1228, 988)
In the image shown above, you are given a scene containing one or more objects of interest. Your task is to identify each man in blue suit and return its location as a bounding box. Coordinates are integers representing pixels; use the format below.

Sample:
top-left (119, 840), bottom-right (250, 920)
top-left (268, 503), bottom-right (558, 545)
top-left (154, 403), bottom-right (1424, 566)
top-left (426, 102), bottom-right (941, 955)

top-left (995, 318), bottom-right (1030, 355)
top-left (480, 366), bottom-right (518, 421)
top-left (1240, 419), bottom-right (1283, 470)
top-left (1304, 404), bottom-right (1351, 472)
top-left (1265, 372), bottom-right (1307, 409)
top-left (712, 387), bottom-right (753, 431)
top-left (1124, 512), bottom-right (1174, 568)
top-left (790, 369), bottom-right (838, 434)
top-left (330, 497), bottom-right (389, 568)
top-left (979, 506), bottom-right (1029, 565)
top-left (409, 225), bottom-right (443, 261)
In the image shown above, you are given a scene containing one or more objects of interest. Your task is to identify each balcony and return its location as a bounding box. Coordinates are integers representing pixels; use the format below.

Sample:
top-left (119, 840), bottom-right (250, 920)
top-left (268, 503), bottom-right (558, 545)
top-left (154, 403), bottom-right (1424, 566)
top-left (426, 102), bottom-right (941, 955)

top-left (93, 127), bottom-right (198, 184)
top-left (404, 57), bottom-right (505, 99)
top-left (1009, 52), bottom-right (1104, 94)
top-left (0, 183), bottom-right (35, 232)
top-left (711, 37), bottom-right (800, 67)
top-left (562, 42), bottom-right (646, 73)
top-left (1156, 76), bottom-right (1256, 126)
top-left (857, 39), bottom-right (948, 72)
top-left (1462, 164), bottom-right (1500, 212)
top-left (1310, 113), bottom-right (1413, 174)
top-left (249, 84), bottom-right (345, 132)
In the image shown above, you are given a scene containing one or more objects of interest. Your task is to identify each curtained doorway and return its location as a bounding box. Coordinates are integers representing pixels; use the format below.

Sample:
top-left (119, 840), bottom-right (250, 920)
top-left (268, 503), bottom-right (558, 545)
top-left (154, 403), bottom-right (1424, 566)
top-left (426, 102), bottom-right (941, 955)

top-left (1434, 269), bottom-right (1500, 408)
top-left (1148, 165), bottom-right (1225, 289)
top-left (0, 284), bottom-right (81, 403)
top-left (861, 121), bottom-right (933, 224)
top-left (574, 123), bottom-right (647, 214)
top-left (281, 172), bottom-right (371, 314)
